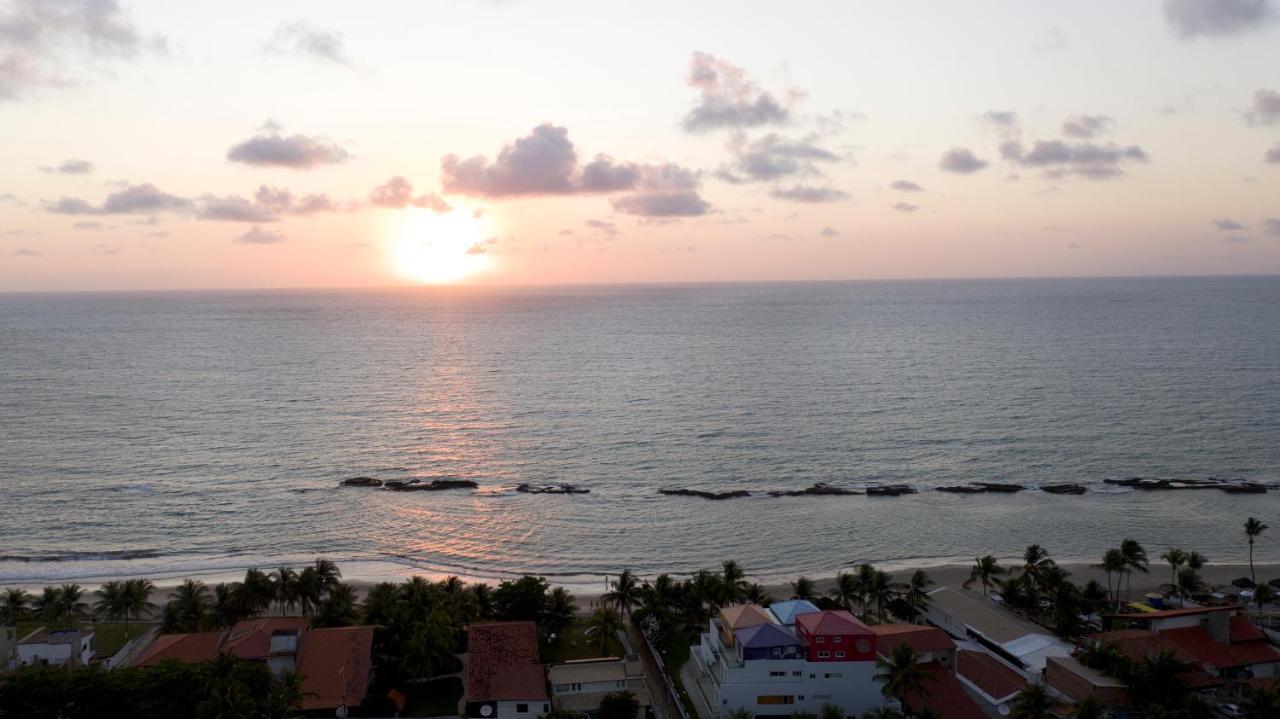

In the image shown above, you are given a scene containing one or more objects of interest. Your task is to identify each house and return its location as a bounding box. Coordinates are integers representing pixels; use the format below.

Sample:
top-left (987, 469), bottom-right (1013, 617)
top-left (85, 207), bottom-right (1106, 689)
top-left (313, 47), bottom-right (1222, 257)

top-left (133, 619), bottom-right (375, 713)
top-left (955, 649), bottom-right (1028, 715)
top-left (768, 600), bottom-right (820, 626)
top-left (16, 628), bottom-right (94, 667)
top-left (869, 624), bottom-right (986, 719)
top-left (1044, 655), bottom-right (1130, 706)
top-left (465, 621), bottom-right (550, 719)
top-left (1, 625), bottom-right (17, 670)
top-left (922, 587), bottom-right (1072, 675)
top-left (548, 657), bottom-right (651, 719)
top-left (691, 605), bottom-right (888, 719)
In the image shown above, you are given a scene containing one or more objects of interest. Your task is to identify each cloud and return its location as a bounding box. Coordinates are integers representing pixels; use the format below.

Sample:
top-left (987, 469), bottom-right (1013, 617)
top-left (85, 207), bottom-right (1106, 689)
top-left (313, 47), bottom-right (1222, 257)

top-left (39, 158), bottom-right (94, 174)
top-left (47, 182), bottom-right (191, 215)
top-left (1163, 0), bottom-right (1275, 38)
top-left (200, 185), bottom-right (345, 221)
top-left (442, 124), bottom-right (710, 212)
top-left (768, 185), bottom-right (850, 203)
top-left (1211, 218), bottom-right (1245, 230)
top-left (234, 226), bottom-right (284, 245)
top-left (1265, 217), bottom-right (1280, 235)
top-left (819, 226), bottom-right (840, 237)
top-left (1222, 235), bottom-right (1252, 243)
top-left (265, 20), bottom-right (348, 65)
top-left (999, 139), bottom-right (1149, 179)
top-left (0, 0), bottom-right (165, 101)
top-left (585, 219), bottom-right (619, 236)
top-left (981, 111), bottom-right (1019, 129)
top-left (715, 133), bottom-right (840, 183)
top-left (892, 202), bottom-right (919, 213)
top-left (197, 195), bottom-right (277, 223)
top-left (226, 127), bottom-right (350, 169)
top-left (1062, 114), bottom-right (1114, 139)
top-left (890, 179), bottom-right (924, 192)
top-left (13, 248), bottom-right (40, 257)
top-left (71, 220), bottom-right (104, 230)
top-left (370, 176), bottom-right (451, 212)
top-left (1267, 144), bottom-right (1280, 163)
top-left (145, 230), bottom-right (169, 238)
top-left (939, 147), bottom-right (989, 174)
top-left (0, 193), bottom-right (21, 204)
top-left (1245, 88), bottom-right (1280, 125)
top-left (681, 52), bottom-right (793, 132)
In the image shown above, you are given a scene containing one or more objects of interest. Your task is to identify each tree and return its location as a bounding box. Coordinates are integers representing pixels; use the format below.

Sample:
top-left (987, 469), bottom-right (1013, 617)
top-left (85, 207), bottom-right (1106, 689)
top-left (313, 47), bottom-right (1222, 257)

top-left (1, 588), bottom-right (31, 625)
top-left (1160, 548), bottom-right (1188, 591)
top-left (1175, 566), bottom-right (1206, 607)
top-left (587, 607), bottom-right (622, 651)
top-left (122, 578), bottom-right (157, 637)
top-left (1253, 582), bottom-right (1276, 612)
top-left (166, 579), bottom-right (211, 632)
top-left (401, 608), bottom-right (459, 679)
top-left (1119, 539), bottom-right (1149, 602)
top-left (874, 642), bottom-right (929, 706)
top-left (1246, 517), bottom-right (1269, 585)
top-left (1242, 682), bottom-right (1280, 719)
top-left (270, 566), bottom-right (299, 615)
top-left (854, 564), bottom-right (878, 615)
top-left (1079, 580), bottom-right (1109, 615)
top-left (543, 587), bottom-right (578, 640)
top-left (472, 583), bottom-right (495, 620)
top-left (867, 570), bottom-right (895, 621)
top-left (1097, 548), bottom-right (1127, 610)
top-left (1008, 684), bottom-right (1051, 719)
top-left (963, 555), bottom-right (1005, 597)
top-left (93, 581), bottom-right (128, 625)
top-left (830, 572), bottom-right (859, 611)
top-left (32, 586), bottom-right (64, 625)
top-left (296, 566), bottom-right (323, 618)
top-left (721, 561), bottom-right (748, 605)
top-left (56, 584), bottom-right (88, 624)
top-left (903, 569), bottom-right (933, 620)
top-left (603, 569), bottom-right (641, 619)
top-left (598, 691), bottom-right (639, 719)
top-left (239, 568), bottom-right (275, 616)
top-left (791, 576), bottom-right (817, 602)
top-left (312, 582), bottom-right (358, 628)
top-left (1072, 696), bottom-right (1106, 719)
top-left (493, 576), bottom-right (550, 623)
top-left (819, 703), bottom-right (843, 719)
top-left (744, 583), bottom-right (773, 605)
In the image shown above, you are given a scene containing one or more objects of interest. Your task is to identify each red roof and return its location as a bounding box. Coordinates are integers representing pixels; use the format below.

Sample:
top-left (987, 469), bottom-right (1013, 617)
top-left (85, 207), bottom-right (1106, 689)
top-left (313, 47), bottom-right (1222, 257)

top-left (1105, 605), bottom-right (1241, 620)
top-left (957, 650), bottom-right (1027, 701)
top-left (1087, 630), bottom-right (1222, 688)
top-left (222, 617), bottom-right (308, 659)
top-left (296, 626), bottom-right (376, 711)
top-left (135, 631), bottom-right (223, 667)
top-left (870, 624), bottom-right (955, 655)
top-left (904, 663), bottom-right (985, 719)
top-left (1160, 626), bottom-right (1280, 671)
top-left (795, 610), bottom-right (873, 636)
top-left (1231, 615), bottom-right (1267, 643)
top-left (467, 622), bottom-right (548, 702)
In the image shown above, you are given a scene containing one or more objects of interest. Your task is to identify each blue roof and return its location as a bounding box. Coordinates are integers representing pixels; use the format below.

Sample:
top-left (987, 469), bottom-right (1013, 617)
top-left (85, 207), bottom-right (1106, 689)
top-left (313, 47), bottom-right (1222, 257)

top-left (735, 622), bottom-right (803, 649)
top-left (768, 599), bottom-right (820, 625)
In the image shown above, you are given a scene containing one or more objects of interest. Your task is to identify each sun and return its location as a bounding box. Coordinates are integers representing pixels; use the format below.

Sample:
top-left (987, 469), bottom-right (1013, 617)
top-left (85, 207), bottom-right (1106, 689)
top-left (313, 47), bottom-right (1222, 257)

top-left (388, 207), bottom-right (495, 284)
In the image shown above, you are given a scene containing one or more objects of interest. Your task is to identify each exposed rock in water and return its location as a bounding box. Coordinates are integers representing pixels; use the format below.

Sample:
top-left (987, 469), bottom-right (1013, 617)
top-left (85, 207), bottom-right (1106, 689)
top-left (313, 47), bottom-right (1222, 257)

top-left (973, 482), bottom-right (1025, 493)
top-left (1040, 483), bottom-right (1087, 495)
top-left (866, 484), bottom-right (915, 497)
top-left (659, 488), bottom-right (752, 500)
top-left (384, 479), bottom-right (478, 492)
top-left (1104, 477), bottom-right (1221, 490)
top-left (1219, 483), bottom-right (1268, 494)
top-left (340, 476), bottom-right (382, 487)
top-left (516, 483), bottom-right (590, 495)
top-left (767, 482), bottom-right (859, 497)
top-left (936, 485), bottom-right (986, 494)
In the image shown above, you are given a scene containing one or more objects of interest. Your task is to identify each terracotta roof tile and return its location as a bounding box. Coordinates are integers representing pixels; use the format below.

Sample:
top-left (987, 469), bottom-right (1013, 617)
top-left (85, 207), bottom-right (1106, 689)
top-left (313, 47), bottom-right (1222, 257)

top-left (957, 649), bottom-right (1027, 701)
top-left (905, 663), bottom-right (986, 719)
top-left (222, 617), bottom-right (308, 659)
top-left (135, 631), bottom-right (223, 667)
top-left (467, 622), bottom-right (548, 702)
top-left (296, 626), bottom-right (376, 711)
top-left (870, 624), bottom-right (955, 655)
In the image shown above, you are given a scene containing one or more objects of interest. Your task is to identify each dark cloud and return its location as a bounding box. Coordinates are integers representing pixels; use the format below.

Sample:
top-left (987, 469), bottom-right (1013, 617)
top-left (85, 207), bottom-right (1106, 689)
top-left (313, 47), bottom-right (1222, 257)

top-left (1163, 0), bottom-right (1275, 38)
top-left (715, 133), bottom-right (840, 183)
top-left (369, 176), bottom-right (451, 212)
top-left (442, 124), bottom-right (710, 212)
top-left (819, 226), bottom-right (840, 237)
top-left (768, 185), bottom-right (849, 203)
top-left (892, 202), bottom-right (919, 213)
top-left (890, 180), bottom-right (924, 192)
top-left (234, 226), bottom-right (284, 245)
top-left (1062, 114), bottom-right (1114, 139)
top-left (265, 20), bottom-right (348, 65)
top-left (47, 183), bottom-right (191, 215)
top-left (1212, 218), bottom-right (1245, 230)
top-left (13, 248), bottom-right (40, 256)
top-left (0, 0), bottom-right (165, 101)
top-left (681, 51), bottom-right (792, 132)
top-left (39, 158), bottom-right (94, 174)
top-left (939, 147), bottom-right (989, 174)
top-left (1245, 88), bottom-right (1280, 125)
top-left (1267, 144), bottom-right (1280, 163)
top-left (1000, 139), bottom-right (1149, 179)
top-left (1265, 217), bottom-right (1280, 235)
top-left (226, 127), bottom-right (350, 169)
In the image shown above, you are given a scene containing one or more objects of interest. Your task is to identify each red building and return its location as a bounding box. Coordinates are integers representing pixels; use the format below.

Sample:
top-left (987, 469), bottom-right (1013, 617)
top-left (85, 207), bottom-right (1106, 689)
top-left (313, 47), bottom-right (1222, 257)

top-left (793, 610), bottom-right (877, 662)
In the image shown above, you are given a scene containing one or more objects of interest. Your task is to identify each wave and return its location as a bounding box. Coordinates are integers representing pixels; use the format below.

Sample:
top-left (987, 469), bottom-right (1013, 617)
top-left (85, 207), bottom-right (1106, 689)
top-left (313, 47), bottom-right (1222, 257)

top-left (0, 549), bottom-right (163, 563)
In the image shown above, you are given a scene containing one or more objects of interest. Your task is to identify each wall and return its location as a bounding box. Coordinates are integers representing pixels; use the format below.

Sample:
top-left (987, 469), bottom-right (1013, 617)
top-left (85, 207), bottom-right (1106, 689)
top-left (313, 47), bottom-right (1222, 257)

top-left (711, 656), bottom-right (885, 719)
top-left (17, 642), bottom-right (72, 667)
top-left (495, 699), bottom-right (551, 719)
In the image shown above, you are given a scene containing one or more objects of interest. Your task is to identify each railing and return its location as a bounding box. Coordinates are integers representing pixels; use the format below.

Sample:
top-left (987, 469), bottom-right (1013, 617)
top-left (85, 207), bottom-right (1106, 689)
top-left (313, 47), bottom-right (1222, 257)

top-left (635, 626), bottom-right (692, 719)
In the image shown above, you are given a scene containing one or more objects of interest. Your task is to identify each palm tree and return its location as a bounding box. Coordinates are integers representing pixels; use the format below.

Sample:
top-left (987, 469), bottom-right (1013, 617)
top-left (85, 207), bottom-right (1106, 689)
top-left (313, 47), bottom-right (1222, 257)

top-left (167, 578), bottom-right (211, 632)
top-left (472, 583), bottom-right (495, 619)
top-left (313, 583), bottom-right (359, 628)
top-left (1, 588), bottom-right (31, 624)
top-left (1072, 696), bottom-right (1106, 719)
top-left (1176, 566), bottom-right (1206, 607)
top-left (819, 704), bottom-right (842, 719)
top-left (791, 576), bottom-right (817, 602)
top-left (272, 566), bottom-right (299, 615)
top-left (903, 569), bottom-right (933, 620)
top-left (440, 575), bottom-right (465, 594)
top-left (211, 583), bottom-right (248, 629)
top-left (33, 586), bottom-right (64, 625)
top-left (854, 564), bottom-right (878, 615)
top-left (93, 581), bottom-right (128, 628)
top-left (721, 561), bottom-right (748, 605)
top-left (831, 572), bottom-right (859, 611)
top-left (1080, 580), bottom-right (1109, 615)
top-left (690, 569), bottom-right (720, 611)
top-left (744, 583), bottom-right (773, 605)
top-left (1009, 684), bottom-right (1051, 719)
top-left (867, 570), bottom-right (896, 621)
top-left (963, 555), bottom-right (1005, 598)
top-left (57, 584), bottom-right (88, 622)
top-left (1246, 517), bottom-right (1269, 585)
top-left (1160, 548), bottom-right (1188, 591)
top-left (296, 567), bottom-right (322, 618)
top-left (1097, 548), bottom-right (1127, 610)
top-left (1019, 545), bottom-right (1055, 599)
top-left (241, 568), bottom-right (275, 616)
top-left (1120, 539), bottom-right (1149, 602)
top-left (874, 642), bottom-right (930, 707)
top-left (543, 587), bottom-right (578, 640)
top-left (1187, 551), bottom-right (1207, 571)
top-left (1252, 582), bottom-right (1275, 612)
top-left (603, 569), bottom-right (641, 619)
top-left (123, 578), bottom-right (156, 633)
top-left (587, 607), bottom-right (622, 651)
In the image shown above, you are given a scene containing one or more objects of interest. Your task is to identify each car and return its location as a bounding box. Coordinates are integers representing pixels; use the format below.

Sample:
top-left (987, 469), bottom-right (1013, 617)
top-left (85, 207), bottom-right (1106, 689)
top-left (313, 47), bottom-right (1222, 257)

top-left (1216, 703), bottom-right (1242, 718)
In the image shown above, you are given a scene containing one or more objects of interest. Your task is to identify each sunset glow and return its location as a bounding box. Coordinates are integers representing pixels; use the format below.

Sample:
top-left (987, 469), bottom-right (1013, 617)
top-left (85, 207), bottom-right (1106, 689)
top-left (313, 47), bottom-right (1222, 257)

top-left (388, 209), bottom-right (494, 285)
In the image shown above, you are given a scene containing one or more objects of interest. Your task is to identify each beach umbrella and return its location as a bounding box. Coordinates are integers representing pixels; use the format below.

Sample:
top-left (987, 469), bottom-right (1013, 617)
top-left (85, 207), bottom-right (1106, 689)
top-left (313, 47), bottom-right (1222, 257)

top-left (1232, 577), bottom-right (1256, 589)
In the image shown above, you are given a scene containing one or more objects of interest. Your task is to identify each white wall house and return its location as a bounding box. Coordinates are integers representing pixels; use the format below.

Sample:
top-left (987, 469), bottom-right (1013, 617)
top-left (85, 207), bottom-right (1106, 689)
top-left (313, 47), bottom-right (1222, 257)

top-left (17, 629), bottom-right (94, 667)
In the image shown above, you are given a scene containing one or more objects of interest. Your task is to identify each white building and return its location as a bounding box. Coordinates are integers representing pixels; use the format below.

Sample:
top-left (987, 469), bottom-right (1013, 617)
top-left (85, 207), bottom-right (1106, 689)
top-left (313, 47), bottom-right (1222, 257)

top-left (16, 628), bottom-right (95, 667)
top-left (465, 622), bottom-right (550, 719)
top-left (548, 657), bottom-right (651, 719)
top-left (690, 605), bottom-right (889, 719)
top-left (1, 625), bottom-right (17, 670)
top-left (922, 586), bottom-right (1072, 677)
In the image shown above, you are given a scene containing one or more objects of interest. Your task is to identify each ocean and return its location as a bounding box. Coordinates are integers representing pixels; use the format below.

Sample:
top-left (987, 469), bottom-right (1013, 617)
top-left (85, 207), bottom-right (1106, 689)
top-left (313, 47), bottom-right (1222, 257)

top-left (2, 276), bottom-right (1278, 590)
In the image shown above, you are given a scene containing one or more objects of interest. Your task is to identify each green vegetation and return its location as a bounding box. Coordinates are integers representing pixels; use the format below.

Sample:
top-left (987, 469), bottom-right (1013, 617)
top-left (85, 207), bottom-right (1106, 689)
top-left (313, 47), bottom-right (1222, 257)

top-left (542, 624), bottom-right (624, 663)
top-left (401, 676), bottom-right (464, 717)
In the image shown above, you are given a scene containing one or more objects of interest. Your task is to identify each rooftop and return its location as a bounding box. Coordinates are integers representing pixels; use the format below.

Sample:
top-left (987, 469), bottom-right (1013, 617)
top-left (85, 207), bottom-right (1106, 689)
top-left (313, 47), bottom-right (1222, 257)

top-left (869, 623), bottom-right (955, 655)
top-left (467, 621), bottom-right (548, 702)
top-left (905, 662), bottom-right (986, 719)
top-left (1087, 630), bottom-right (1222, 688)
top-left (956, 649), bottom-right (1027, 702)
top-left (736, 622), bottom-right (804, 649)
top-left (768, 599), bottom-right (820, 625)
top-left (718, 604), bottom-right (777, 630)
top-left (1103, 604), bottom-right (1242, 620)
top-left (222, 617), bottom-right (308, 659)
top-left (135, 631), bottom-right (223, 666)
top-left (926, 586), bottom-right (1048, 645)
top-left (795, 609), bottom-right (872, 636)
top-left (296, 626), bottom-right (376, 711)
top-left (548, 658), bottom-right (626, 685)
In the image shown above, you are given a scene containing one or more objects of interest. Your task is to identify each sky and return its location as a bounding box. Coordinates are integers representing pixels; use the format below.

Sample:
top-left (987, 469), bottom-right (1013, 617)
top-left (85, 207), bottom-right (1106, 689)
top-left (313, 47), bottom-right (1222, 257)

top-left (1, 0), bottom-right (1279, 291)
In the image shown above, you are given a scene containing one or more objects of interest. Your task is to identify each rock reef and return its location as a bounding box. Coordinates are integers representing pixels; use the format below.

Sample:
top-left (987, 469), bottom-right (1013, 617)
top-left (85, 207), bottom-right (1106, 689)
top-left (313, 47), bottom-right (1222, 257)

top-left (1040, 483), bottom-right (1087, 495)
top-left (659, 488), bottom-right (752, 500)
top-left (866, 484), bottom-right (916, 496)
top-left (383, 479), bottom-right (478, 492)
top-left (766, 482), bottom-right (858, 497)
top-left (516, 483), bottom-right (590, 494)
top-left (339, 476), bottom-right (383, 487)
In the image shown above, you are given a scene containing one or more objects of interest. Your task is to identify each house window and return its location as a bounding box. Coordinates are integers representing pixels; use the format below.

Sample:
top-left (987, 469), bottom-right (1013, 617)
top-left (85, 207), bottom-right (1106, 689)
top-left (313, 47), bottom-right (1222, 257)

top-left (770, 671), bottom-right (786, 677)
top-left (757, 695), bottom-right (796, 705)
top-left (818, 651), bottom-right (830, 659)
top-left (553, 685), bottom-right (570, 692)
top-left (792, 671), bottom-right (802, 676)
top-left (816, 636), bottom-right (825, 643)
top-left (835, 651), bottom-right (845, 658)
top-left (517, 704), bottom-right (529, 713)
top-left (824, 673), bottom-right (843, 679)
top-left (833, 637), bottom-right (842, 643)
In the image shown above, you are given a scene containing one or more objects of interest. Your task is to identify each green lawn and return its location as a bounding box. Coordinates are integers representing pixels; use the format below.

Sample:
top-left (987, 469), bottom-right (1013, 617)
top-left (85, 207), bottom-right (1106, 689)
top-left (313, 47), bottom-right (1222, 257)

top-left (542, 624), bottom-right (624, 663)
top-left (14, 621), bottom-right (154, 660)
top-left (402, 676), bottom-right (463, 717)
